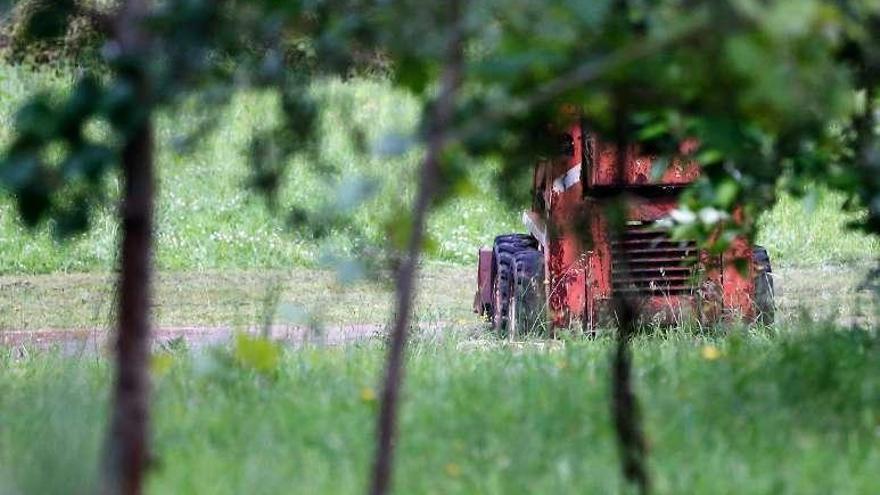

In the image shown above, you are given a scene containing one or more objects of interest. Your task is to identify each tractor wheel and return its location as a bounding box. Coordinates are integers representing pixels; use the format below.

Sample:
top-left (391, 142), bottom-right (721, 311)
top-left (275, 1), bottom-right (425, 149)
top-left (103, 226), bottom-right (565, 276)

top-left (508, 248), bottom-right (545, 338)
top-left (490, 235), bottom-right (538, 335)
top-left (493, 233), bottom-right (537, 249)
top-left (492, 251), bottom-right (515, 333)
top-left (753, 246), bottom-right (775, 325)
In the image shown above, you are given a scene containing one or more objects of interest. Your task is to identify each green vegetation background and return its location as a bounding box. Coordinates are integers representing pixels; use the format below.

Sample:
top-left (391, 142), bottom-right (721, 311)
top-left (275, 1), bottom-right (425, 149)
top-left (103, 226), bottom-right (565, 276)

top-left (2, 66), bottom-right (880, 495)
top-left (1, 65), bottom-right (876, 274)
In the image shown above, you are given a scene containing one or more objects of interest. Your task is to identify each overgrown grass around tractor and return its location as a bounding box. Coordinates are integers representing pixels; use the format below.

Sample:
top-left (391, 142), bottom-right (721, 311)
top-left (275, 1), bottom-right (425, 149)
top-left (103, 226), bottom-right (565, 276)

top-left (757, 190), bottom-right (880, 267)
top-left (2, 325), bottom-right (879, 494)
top-left (1, 64), bottom-right (877, 275)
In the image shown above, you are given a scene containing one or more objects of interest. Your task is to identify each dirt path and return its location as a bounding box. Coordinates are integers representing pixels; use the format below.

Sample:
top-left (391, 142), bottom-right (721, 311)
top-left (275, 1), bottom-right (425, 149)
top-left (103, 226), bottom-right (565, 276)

top-left (2, 264), bottom-right (875, 356)
top-left (0, 324), bottom-right (394, 355)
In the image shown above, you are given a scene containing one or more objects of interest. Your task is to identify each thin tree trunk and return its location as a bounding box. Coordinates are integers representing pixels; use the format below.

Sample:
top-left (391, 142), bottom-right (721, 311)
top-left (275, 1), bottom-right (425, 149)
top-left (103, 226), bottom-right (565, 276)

top-left (855, 86), bottom-right (879, 230)
top-left (609, 106), bottom-right (650, 494)
top-left (101, 1), bottom-right (154, 494)
top-left (368, 5), bottom-right (463, 494)
top-left (610, 296), bottom-right (649, 494)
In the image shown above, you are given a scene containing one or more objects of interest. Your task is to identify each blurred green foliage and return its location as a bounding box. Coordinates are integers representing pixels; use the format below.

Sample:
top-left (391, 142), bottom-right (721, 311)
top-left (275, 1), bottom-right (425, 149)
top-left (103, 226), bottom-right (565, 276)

top-left (0, 69), bottom-right (527, 273)
top-left (1, 0), bottom-right (880, 264)
top-left (233, 332), bottom-right (282, 376)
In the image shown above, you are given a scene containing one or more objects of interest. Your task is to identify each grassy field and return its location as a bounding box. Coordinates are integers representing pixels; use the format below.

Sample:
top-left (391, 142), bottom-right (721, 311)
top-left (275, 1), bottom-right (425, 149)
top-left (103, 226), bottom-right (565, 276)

top-left (3, 326), bottom-right (880, 494)
top-left (2, 64), bottom-right (880, 495)
top-left (0, 64), bottom-right (520, 274)
top-left (1, 63), bottom-right (876, 331)
top-left (1, 64), bottom-right (878, 276)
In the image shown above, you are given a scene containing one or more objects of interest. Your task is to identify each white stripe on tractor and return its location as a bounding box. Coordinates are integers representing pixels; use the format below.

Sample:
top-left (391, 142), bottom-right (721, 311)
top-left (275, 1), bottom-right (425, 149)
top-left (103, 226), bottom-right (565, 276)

top-left (551, 163), bottom-right (582, 193)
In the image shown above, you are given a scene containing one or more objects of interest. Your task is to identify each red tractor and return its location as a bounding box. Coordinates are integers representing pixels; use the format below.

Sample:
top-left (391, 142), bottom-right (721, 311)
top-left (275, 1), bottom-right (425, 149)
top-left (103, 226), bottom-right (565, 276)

top-left (474, 122), bottom-right (774, 335)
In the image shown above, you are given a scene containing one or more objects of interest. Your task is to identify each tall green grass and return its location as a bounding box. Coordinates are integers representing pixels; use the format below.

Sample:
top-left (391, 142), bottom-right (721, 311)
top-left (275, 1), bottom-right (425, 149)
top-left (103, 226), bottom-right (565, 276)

top-left (0, 64), bottom-right (876, 275)
top-left (2, 325), bottom-right (879, 494)
top-left (757, 190), bottom-right (879, 266)
top-left (0, 65), bottom-right (518, 274)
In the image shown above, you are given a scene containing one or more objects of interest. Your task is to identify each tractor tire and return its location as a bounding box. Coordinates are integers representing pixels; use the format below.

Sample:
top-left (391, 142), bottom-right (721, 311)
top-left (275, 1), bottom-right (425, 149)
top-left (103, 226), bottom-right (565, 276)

top-left (493, 233), bottom-right (538, 248)
top-left (508, 248), bottom-right (545, 338)
top-left (490, 235), bottom-right (539, 335)
top-left (493, 235), bottom-right (538, 258)
top-left (492, 251), bottom-right (515, 333)
top-left (753, 246), bottom-right (775, 325)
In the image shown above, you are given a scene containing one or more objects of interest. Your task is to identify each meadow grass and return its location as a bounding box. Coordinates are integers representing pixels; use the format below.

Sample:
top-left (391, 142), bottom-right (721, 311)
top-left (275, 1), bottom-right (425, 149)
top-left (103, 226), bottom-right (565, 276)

top-left (1, 64), bottom-right (877, 276)
top-left (1, 59), bottom-right (879, 495)
top-left (0, 64), bottom-right (519, 274)
top-left (2, 324), bottom-right (879, 494)
top-left (758, 190), bottom-right (880, 266)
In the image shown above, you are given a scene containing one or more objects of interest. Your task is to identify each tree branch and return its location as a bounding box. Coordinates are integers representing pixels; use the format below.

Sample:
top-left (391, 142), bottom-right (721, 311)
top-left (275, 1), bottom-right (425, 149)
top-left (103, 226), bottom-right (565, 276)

top-left (100, 1), bottom-right (154, 494)
top-left (446, 10), bottom-right (711, 147)
top-left (368, 3), bottom-right (464, 494)
top-left (608, 95), bottom-right (651, 495)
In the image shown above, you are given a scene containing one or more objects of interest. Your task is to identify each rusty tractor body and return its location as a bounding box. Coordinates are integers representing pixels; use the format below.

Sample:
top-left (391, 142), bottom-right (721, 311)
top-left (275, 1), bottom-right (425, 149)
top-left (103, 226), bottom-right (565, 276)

top-left (474, 121), bottom-right (774, 334)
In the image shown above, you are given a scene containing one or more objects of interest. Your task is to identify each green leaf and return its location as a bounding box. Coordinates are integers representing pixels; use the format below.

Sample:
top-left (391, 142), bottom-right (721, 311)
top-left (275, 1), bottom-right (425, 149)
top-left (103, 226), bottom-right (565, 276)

top-left (715, 179), bottom-right (740, 209)
top-left (638, 122), bottom-right (668, 141)
top-left (234, 333), bottom-right (281, 376)
top-left (53, 200), bottom-right (91, 239)
top-left (386, 214), bottom-right (412, 251)
top-left (60, 77), bottom-right (103, 141)
top-left (0, 153), bottom-right (40, 190)
top-left (16, 181), bottom-right (53, 227)
top-left (101, 81), bottom-right (139, 133)
top-left (15, 96), bottom-right (57, 143)
top-left (696, 149), bottom-right (723, 165)
top-left (733, 257), bottom-right (750, 277)
top-left (62, 144), bottom-right (114, 182)
top-left (395, 56), bottom-right (432, 94)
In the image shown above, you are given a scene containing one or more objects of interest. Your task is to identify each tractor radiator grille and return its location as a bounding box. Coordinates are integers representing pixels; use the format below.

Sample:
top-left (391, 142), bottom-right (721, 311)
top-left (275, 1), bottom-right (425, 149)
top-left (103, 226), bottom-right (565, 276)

top-left (611, 222), bottom-right (698, 296)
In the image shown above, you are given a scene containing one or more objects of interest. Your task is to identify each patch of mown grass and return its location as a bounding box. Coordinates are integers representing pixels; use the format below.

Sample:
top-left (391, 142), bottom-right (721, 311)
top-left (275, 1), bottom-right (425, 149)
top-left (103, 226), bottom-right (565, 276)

top-left (2, 325), bottom-right (879, 494)
top-left (1, 263), bottom-right (875, 331)
top-left (0, 264), bottom-right (478, 330)
top-left (2, 64), bottom-right (877, 275)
